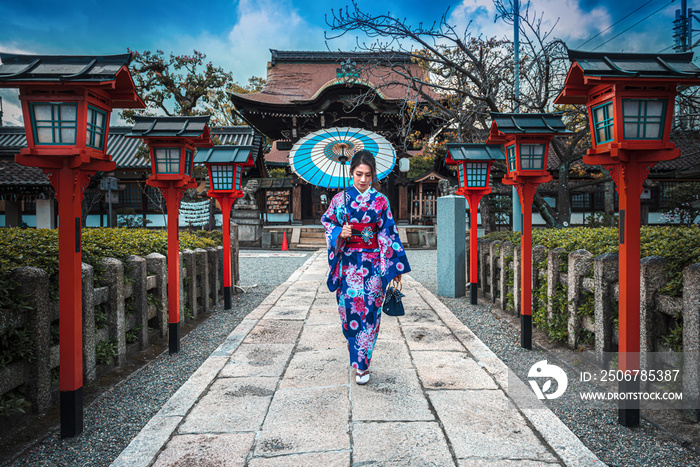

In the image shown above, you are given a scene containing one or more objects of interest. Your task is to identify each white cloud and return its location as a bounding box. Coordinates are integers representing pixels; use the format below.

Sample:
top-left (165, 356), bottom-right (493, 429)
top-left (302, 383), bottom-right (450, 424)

top-left (161, 0), bottom-right (330, 83)
top-left (0, 89), bottom-right (23, 126)
top-left (449, 0), bottom-right (612, 43)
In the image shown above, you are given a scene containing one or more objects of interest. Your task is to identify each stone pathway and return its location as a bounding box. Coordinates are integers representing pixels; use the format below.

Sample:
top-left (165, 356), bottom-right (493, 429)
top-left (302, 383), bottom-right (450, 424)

top-left (111, 251), bottom-right (603, 467)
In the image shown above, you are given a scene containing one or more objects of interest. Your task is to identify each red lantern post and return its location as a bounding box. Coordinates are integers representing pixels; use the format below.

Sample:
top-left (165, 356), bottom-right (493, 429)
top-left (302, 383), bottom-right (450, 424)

top-left (0, 53), bottom-right (144, 438)
top-left (555, 49), bottom-right (700, 426)
top-left (195, 145), bottom-right (254, 309)
top-left (127, 116), bottom-right (213, 354)
top-left (445, 143), bottom-right (505, 304)
top-left (486, 113), bottom-right (571, 350)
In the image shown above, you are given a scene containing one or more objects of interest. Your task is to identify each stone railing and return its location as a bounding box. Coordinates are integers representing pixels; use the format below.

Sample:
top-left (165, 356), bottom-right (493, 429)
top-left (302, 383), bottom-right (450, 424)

top-left (469, 237), bottom-right (700, 414)
top-left (0, 224), bottom-right (239, 414)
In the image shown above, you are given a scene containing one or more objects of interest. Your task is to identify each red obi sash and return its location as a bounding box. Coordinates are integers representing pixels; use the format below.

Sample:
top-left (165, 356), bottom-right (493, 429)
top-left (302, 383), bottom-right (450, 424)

top-left (345, 222), bottom-right (379, 249)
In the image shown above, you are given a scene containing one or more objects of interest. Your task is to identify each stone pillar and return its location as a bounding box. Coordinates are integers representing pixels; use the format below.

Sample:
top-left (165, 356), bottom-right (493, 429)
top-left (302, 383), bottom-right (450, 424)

top-left (195, 249), bottom-right (210, 314)
top-left (489, 241), bottom-right (502, 303)
top-left (15, 267), bottom-right (51, 412)
top-left (126, 255), bottom-right (149, 349)
top-left (36, 199), bottom-right (56, 229)
top-left (437, 195), bottom-right (466, 298)
top-left (546, 248), bottom-right (567, 323)
top-left (5, 199), bottom-right (21, 227)
top-left (182, 249), bottom-right (197, 320)
top-left (499, 242), bottom-right (514, 311)
top-left (594, 253), bottom-right (618, 364)
top-left (207, 248), bottom-right (220, 308)
top-left (532, 245), bottom-right (547, 292)
top-left (81, 263), bottom-right (96, 383)
top-left (683, 264), bottom-right (700, 422)
top-left (567, 250), bottom-right (593, 349)
top-left (514, 247), bottom-right (521, 316)
top-left (231, 221), bottom-right (240, 288)
top-left (145, 253), bottom-right (168, 337)
top-left (478, 238), bottom-right (489, 299)
top-left (640, 257), bottom-right (667, 353)
top-left (101, 258), bottom-right (126, 366)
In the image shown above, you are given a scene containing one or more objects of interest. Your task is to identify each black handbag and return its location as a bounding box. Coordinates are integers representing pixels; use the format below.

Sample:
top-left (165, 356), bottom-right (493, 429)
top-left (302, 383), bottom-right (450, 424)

top-left (382, 279), bottom-right (405, 316)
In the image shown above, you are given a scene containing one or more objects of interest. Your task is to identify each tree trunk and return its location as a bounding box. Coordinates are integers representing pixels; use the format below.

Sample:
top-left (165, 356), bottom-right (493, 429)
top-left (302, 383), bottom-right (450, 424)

top-left (534, 192), bottom-right (557, 228)
top-left (555, 160), bottom-right (572, 228)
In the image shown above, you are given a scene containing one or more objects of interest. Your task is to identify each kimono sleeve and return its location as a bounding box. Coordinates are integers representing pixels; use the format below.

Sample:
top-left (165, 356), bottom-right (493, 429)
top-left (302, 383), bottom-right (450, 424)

top-left (377, 194), bottom-right (411, 288)
top-left (321, 192), bottom-right (347, 292)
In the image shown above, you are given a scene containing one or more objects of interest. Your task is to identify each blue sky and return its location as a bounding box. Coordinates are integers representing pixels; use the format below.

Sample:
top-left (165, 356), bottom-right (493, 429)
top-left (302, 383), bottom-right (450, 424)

top-left (0, 0), bottom-right (687, 125)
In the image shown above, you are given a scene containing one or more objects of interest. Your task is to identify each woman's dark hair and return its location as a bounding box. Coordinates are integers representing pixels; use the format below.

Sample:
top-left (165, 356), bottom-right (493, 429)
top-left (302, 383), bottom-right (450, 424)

top-left (349, 149), bottom-right (380, 190)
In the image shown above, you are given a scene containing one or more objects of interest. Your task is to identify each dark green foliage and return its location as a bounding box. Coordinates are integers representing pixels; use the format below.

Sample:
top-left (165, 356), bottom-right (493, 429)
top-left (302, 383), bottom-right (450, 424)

top-left (95, 338), bottom-right (117, 365)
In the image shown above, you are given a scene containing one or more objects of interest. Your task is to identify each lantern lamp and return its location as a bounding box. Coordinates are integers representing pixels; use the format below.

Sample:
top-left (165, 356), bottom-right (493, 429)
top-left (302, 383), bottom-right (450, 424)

top-left (0, 53), bottom-right (144, 439)
top-left (486, 113), bottom-right (571, 351)
top-left (446, 143), bottom-right (505, 305)
top-left (127, 116), bottom-right (213, 355)
top-left (555, 48), bottom-right (700, 427)
top-left (195, 145), bottom-right (253, 309)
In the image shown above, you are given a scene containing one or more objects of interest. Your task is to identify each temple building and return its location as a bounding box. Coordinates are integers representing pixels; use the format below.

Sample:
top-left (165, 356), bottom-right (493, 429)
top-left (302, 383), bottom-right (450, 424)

top-left (229, 50), bottom-right (440, 225)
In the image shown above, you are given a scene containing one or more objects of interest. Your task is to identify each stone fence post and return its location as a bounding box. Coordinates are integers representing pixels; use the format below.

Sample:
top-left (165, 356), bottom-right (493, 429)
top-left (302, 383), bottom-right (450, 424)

top-left (145, 253), bottom-right (167, 337)
top-left (489, 241), bottom-right (501, 303)
top-left (231, 221), bottom-right (240, 289)
top-left (640, 257), bottom-right (667, 353)
top-left (594, 253), bottom-right (618, 364)
top-left (513, 247), bottom-right (521, 316)
top-left (81, 263), bottom-right (96, 383)
top-left (208, 247), bottom-right (220, 306)
top-left (546, 248), bottom-right (567, 324)
top-left (567, 250), bottom-right (592, 349)
top-left (101, 258), bottom-right (126, 366)
top-left (499, 242), bottom-right (514, 311)
top-left (126, 255), bottom-right (148, 349)
top-left (683, 264), bottom-right (700, 422)
top-left (182, 249), bottom-right (197, 320)
top-left (196, 249), bottom-right (210, 314)
top-left (15, 267), bottom-right (51, 412)
top-left (532, 245), bottom-right (547, 293)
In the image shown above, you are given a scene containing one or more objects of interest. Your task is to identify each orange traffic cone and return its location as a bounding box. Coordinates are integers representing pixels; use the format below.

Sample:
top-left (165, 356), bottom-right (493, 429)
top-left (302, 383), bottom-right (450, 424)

top-left (281, 231), bottom-right (289, 251)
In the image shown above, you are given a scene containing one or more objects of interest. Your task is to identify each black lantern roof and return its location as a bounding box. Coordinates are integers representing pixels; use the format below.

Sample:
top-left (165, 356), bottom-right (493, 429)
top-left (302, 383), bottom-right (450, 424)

top-left (490, 113), bottom-right (571, 135)
top-left (128, 116), bottom-right (211, 139)
top-left (194, 145), bottom-right (255, 164)
top-left (0, 53), bottom-right (134, 82)
top-left (567, 49), bottom-right (700, 79)
top-left (446, 143), bottom-right (505, 161)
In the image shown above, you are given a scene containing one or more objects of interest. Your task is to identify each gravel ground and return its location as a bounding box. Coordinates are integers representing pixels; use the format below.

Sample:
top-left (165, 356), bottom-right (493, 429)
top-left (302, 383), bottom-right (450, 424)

top-left (7, 248), bottom-right (698, 466)
top-left (406, 249), bottom-right (700, 467)
top-left (5, 250), bottom-right (311, 467)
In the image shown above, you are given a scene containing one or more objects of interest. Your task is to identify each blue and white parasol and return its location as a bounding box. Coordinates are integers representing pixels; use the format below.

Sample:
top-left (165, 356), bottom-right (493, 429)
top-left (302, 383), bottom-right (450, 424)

top-left (289, 127), bottom-right (396, 189)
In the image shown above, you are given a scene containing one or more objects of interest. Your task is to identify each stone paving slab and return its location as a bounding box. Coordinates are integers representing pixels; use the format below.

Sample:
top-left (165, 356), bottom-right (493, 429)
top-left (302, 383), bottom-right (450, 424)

top-left (352, 421), bottom-right (454, 466)
top-left (253, 386), bottom-right (350, 458)
top-left (151, 433), bottom-right (255, 467)
top-left (112, 251), bottom-right (603, 467)
top-left (178, 377), bottom-right (277, 434)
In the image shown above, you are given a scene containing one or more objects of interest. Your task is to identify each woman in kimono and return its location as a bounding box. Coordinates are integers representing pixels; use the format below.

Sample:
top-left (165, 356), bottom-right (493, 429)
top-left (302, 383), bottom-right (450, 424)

top-left (321, 150), bottom-right (410, 385)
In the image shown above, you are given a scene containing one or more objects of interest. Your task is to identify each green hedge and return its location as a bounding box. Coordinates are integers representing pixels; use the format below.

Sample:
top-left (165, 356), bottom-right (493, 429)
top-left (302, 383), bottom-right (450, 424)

top-left (484, 226), bottom-right (700, 297)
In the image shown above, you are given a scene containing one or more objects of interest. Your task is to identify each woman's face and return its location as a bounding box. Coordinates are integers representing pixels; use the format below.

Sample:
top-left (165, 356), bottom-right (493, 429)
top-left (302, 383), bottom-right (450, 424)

top-left (352, 163), bottom-right (373, 192)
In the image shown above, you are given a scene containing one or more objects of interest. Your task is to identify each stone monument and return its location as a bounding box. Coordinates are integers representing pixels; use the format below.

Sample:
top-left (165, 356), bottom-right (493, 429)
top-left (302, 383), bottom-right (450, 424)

top-left (231, 179), bottom-right (263, 245)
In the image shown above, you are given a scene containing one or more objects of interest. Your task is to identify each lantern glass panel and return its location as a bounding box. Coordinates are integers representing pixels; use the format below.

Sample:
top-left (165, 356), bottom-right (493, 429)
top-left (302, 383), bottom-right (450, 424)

top-left (31, 103), bottom-right (77, 145)
top-left (154, 148), bottom-right (181, 174)
top-left (211, 164), bottom-right (234, 190)
top-left (86, 106), bottom-right (107, 150)
top-left (235, 165), bottom-right (243, 191)
top-left (592, 101), bottom-right (614, 144)
top-left (507, 146), bottom-right (517, 172)
top-left (622, 99), bottom-right (665, 139)
top-left (457, 163), bottom-right (465, 188)
top-left (465, 162), bottom-right (489, 187)
top-left (520, 144), bottom-right (545, 170)
top-left (184, 149), bottom-right (193, 177)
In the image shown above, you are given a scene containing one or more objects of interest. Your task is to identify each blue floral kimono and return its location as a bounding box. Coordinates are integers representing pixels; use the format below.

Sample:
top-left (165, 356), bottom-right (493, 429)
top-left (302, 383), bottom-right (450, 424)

top-left (321, 186), bottom-right (410, 371)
